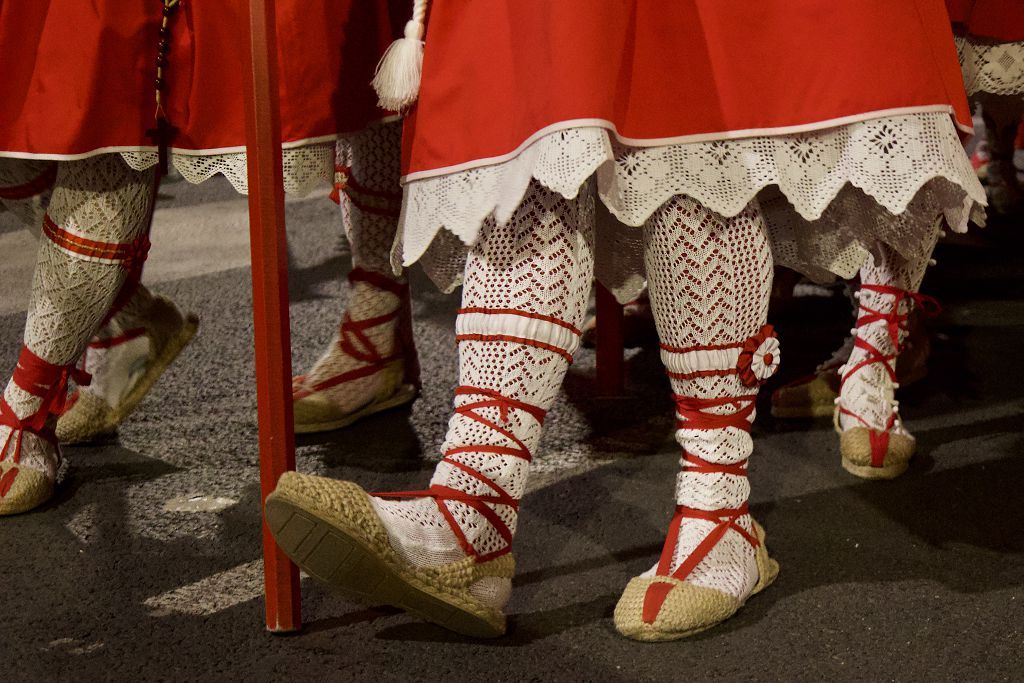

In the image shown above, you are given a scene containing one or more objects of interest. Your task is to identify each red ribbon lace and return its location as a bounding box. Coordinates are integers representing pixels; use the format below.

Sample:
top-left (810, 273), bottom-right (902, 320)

top-left (376, 385), bottom-right (547, 563)
top-left (0, 346), bottom-right (90, 469)
top-left (641, 393), bottom-right (760, 624)
top-left (292, 268), bottom-right (408, 398)
top-left (838, 284), bottom-right (940, 467)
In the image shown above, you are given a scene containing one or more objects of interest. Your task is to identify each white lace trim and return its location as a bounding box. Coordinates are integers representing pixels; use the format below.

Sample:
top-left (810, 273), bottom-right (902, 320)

top-left (120, 142), bottom-right (335, 197)
top-left (397, 112), bottom-right (986, 299)
top-left (957, 36), bottom-right (1024, 97)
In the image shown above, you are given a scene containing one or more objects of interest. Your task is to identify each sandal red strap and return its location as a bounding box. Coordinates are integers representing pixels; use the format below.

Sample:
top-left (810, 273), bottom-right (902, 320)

top-left (330, 165), bottom-right (402, 217)
top-left (88, 328), bottom-right (148, 350)
top-left (347, 267), bottom-right (409, 298)
top-left (840, 285), bottom-right (940, 467)
top-left (375, 385), bottom-right (546, 563)
top-left (673, 393), bottom-right (757, 432)
top-left (641, 393), bottom-right (761, 624)
top-left (642, 501), bottom-right (758, 624)
top-left (856, 284), bottom-right (940, 348)
top-left (1, 346), bottom-right (90, 463)
top-left (340, 270), bottom-right (408, 364)
top-left (292, 269), bottom-right (408, 398)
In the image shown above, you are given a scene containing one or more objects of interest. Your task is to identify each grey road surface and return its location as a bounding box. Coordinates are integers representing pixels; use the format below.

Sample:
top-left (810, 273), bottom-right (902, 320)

top-left (0, 176), bottom-right (1021, 682)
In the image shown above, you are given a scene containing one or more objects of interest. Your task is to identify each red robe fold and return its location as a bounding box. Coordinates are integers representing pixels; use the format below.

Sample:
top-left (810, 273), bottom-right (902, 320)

top-left (946, 0), bottom-right (1024, 41)
top-left (402, 0), bottom-right (972, 179)
top-left (0, 0), bottom-right (399, 158)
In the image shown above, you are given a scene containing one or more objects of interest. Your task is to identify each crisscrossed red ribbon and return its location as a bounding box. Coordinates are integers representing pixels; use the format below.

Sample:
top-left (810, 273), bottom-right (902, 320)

top-left (292, 268), bottom-right (408, 398)
top-left (641, 393), bottom-right (760, 624)
top-left (0, 346), bottom-right (90, 498)
top-left (838, 284), bottom-right (940, 467)
top-left (375, 385), bottom-right (547, 563)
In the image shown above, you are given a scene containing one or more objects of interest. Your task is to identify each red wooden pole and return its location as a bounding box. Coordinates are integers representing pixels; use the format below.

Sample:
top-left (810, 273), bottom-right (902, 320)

top-left (242, 0), bottom-right (301, 632)
top-left (595, 283), bottom-right (626, 396)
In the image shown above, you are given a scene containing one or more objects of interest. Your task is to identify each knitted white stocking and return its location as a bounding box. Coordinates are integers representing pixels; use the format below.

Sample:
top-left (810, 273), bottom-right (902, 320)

top-left (0, 157), bottom-right (181, 442)
top-left (615, 195), bottom-right (779, 640)
top-left (835, 228), bottom-right (940, 478)
top-left (0, 156), bottom-right (154, 514)
top-left (293, 123), bottom-right (415, 432)
top-left (369, 180), bottom-right (594, 609)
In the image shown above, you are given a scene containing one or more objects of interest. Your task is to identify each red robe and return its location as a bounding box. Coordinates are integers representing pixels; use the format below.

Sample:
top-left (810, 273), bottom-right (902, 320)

top-left (946, 0), bottom-right (1024, 41)
top-left (402, 0), bottom-right (971, 179)
top-left (0, 0), bottom-right (399, 158)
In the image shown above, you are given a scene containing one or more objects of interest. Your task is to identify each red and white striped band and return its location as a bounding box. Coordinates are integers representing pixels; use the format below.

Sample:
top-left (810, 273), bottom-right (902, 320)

top-left (455, 307), bottom-right (582, 363)
top-left (42, 214), bottom-right (150, 270)
top-left (660, 341), bottom-right (742, 381)
top-left (662, 325), bottom-right (781, 387)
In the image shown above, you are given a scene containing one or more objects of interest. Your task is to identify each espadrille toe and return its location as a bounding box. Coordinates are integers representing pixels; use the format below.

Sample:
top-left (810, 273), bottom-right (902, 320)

top-left (615, 577), bottom-right (740, 641)
top-left (0, 462), bottom-right (53, 516)
top-left (266, 473), bottom-right (513, 638)
top-left (615, 520), bottom-right (779, 642)
top-left (55, 390), bottom-right (110, 444)
top-left (292, 361), bottom-right (416, 434)
top-left (770, 372), bottom-right (839, 418)
top-left (271, 473), bottom-right (391, 547)
top-left (839, 427), bottom-right (915, 479)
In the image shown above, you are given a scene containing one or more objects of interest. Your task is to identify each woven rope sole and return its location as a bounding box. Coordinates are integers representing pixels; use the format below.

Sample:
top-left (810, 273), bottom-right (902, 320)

top-left (292, 361), bottom-right (417, 434)
top-left (839, 426), bottom-right (915, 480)
top-left (770, 374), bottom-right (839, 419)
top-left (614, 519), bottom-right (779, 642)
top-left (57, 313), bottom-right (199, 445)
top-left (0, 461), bottom-right (54, 516)
top-left (265, 474), bottom-right (510, 637)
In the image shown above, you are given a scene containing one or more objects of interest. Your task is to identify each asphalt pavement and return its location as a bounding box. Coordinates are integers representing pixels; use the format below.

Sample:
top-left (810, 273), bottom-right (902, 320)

top-left (0, 174), bottom-right (1021, 682)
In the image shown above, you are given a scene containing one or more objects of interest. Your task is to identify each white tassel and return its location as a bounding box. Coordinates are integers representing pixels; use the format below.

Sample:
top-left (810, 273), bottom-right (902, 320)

top-left (372, 0), bottom-right (428, 112)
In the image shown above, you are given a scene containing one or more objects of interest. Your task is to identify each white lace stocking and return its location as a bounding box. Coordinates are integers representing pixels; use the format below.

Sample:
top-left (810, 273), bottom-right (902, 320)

top-left (370, 181), bottom-right (594, 607)
top-left (838, 228), bottom-right (940, 434)
top-left (640, 195), bottom-right (774, 601)
top-left (1, 156), bottom-right (154, 475)
top-left (336, 122), bottom-right (404, 275)
top-left (298, 123), bottom-right (407, 410)
top-left (0, 157), bottom-right (164, 411)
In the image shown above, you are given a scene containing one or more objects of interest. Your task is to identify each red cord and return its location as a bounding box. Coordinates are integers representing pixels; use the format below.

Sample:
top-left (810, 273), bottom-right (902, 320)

top-left (292, 268), bottom-right (408, 398)
top-left (0, 346), bottom-right (89, 468)
top-left (641, 394), bottom-right (760, 624)
top-left (838, 285), bottom-right (939, 467)
top-left (375, 386), bottom-right (546, 562)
